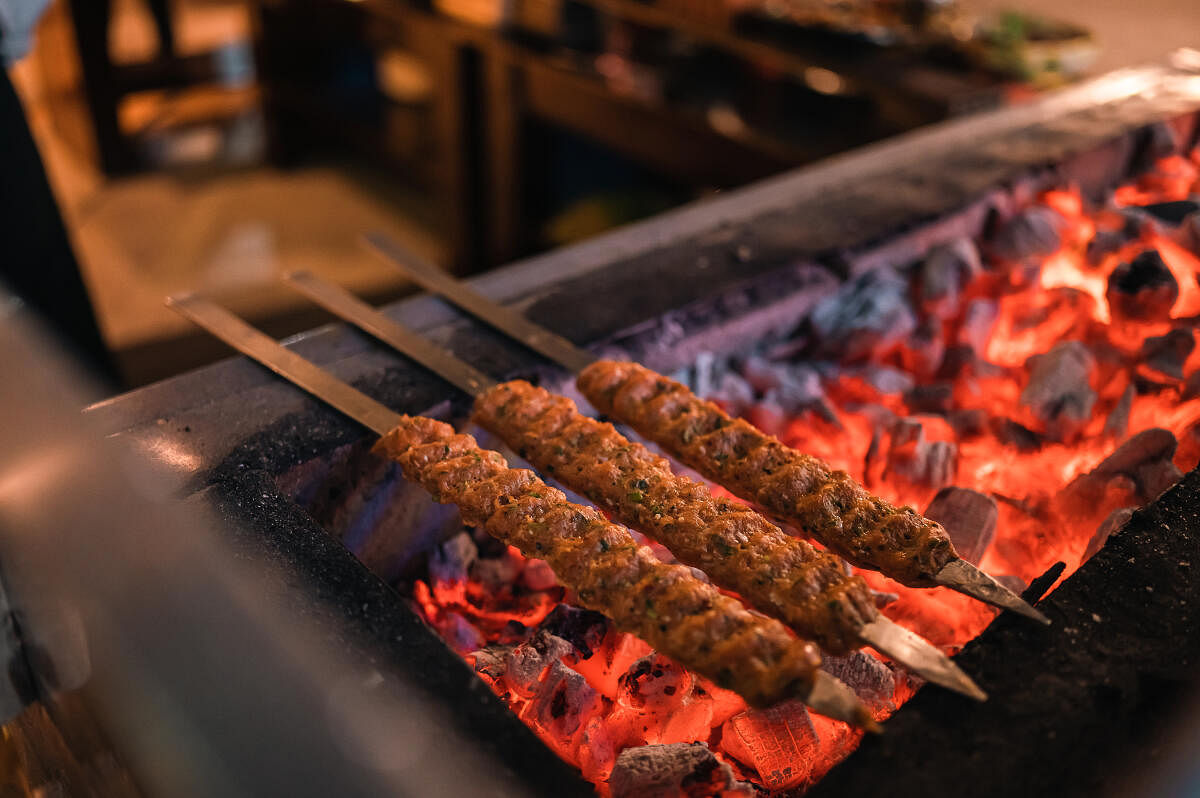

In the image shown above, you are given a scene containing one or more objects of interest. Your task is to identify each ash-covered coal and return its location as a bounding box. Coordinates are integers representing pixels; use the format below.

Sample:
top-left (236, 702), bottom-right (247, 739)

top-left (1140, 328), bottom-right (1196, 380)
top-left (918, 237), bottom-right (982, 320)
top-left (1107, 249), bottom-right (1179, 322)
top-left (538, 604), bottom-right (608, 659)
top-left (924, 487), bottom-right (998, 566)
top-left (506, 631), bottom-right (577, 697)
top-left (884, 418), bottom-right (957, 491)
top-left (609, 743), bottom-right (752, 798)
top-left (1062, 428), bottom-right (1184, 514)
top-left (1020, 341), bottom-right (1097, 442)
top-left (809, 267), bottom-right (917, 362)
top-left (429, 531), bottom-right (478, 584)
top-left (988, 206), bottom-right (1066, 262)
top-left (820, 651), bottom-right (896, 714)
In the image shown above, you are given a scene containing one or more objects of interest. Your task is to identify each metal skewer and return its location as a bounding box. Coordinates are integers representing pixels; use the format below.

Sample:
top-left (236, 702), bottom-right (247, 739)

top-left (364, 231), bottom-right (1050, 626)
top-left (283, 270), bottom-right (988, 702)
top-left (165, 293), bottom-right (879, 731)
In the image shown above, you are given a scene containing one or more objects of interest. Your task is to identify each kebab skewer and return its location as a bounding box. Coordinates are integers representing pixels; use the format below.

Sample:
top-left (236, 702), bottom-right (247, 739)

top-left (165, 294), bottom-right (878, 729)
top-left (364, 233), bottom-right (1048, 624)
top-left (282, 270), bottom-right (986, 699)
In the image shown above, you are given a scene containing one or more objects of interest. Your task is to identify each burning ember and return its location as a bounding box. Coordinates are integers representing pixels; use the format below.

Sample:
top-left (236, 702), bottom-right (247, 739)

top-left (412, 150), bottom-right (1200, 795)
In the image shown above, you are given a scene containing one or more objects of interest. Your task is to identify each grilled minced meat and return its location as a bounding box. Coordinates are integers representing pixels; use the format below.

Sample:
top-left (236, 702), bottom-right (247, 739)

top-left (578, 361), bottom-right (957, 587)
top-left (374, 415), bottom-right (830, 708)
top-left (474, 381), bottom-right (877, 653)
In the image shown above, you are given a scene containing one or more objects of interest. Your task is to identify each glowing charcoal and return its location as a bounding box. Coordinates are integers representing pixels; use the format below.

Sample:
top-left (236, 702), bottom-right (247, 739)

top-left (721, 700), bottom-right (820, 790)
top-left (411, 164), bottom-right (1200, 794)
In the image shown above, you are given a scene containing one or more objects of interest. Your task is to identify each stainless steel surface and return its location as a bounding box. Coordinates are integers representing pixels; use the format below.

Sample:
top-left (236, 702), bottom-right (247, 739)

top-left (936, 559), bottom-right (1053, 625)
top-left (282, 271), bottom-right (496, 396)
top-left (365, 233), bottom-right (598, 375)
top-left (166, 294), bottom-right (402, 436)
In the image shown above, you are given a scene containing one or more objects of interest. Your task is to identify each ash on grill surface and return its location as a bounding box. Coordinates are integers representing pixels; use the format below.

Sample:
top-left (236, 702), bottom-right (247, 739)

top-left (808, 467), bottom-right (1200, 798)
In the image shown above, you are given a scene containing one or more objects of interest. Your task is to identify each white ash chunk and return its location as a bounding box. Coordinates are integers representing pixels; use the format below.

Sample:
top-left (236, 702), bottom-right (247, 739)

top-left (924, 487), bottom-right (998, 566)
top-left (885, 419), bottom-right (957, 490)
top-left (429, 532), bottom-right (478, 584)
top-left (610, 743), bottom-right (752, 798)
top-left (1020, 341), bottom-right (1097, 441)
top-left (521, 557), bottom-right (558, 590)
top-left (956, 298), bottom-right (999, 358)
top-left (471, 554), bottom-right (521, 592)
top-left (526, 660), bottom-right (600, 744)
top-left (470, 645), bottom-right (510, 679)
top-left (440, 612), bottom-right (484, 654)
top-left (989, 206), bottom-right (1065, 263)
top-left (849, 364), bottom-right (916, 396)
top-left (709, 372), bottom-right (756, 415)
top-left (809, 267), bottom-right (917, 362)
top-left (820, 651), bottom-right (895, 711)
top-left (742, 357), bottom-right (836, 418)
top-left (919, 237), bottom-right (982, 320)
top-left (505, 630), bottom-right (576, 698)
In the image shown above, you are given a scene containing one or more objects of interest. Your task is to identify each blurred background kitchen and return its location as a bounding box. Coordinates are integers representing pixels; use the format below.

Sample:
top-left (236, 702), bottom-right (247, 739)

top-left (5, 0), bottom-right (1199, 388)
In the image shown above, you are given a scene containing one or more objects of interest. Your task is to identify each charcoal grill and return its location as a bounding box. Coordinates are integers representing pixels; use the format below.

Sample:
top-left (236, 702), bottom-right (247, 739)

top-left (64, 49), bottom-right (1200, 796)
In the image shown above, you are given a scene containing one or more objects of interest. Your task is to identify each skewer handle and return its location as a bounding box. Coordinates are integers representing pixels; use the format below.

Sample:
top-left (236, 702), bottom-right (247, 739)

top-left (165, 294), bottom-right (402, 436)
top-left (364, 232), bottom-right (597, 375)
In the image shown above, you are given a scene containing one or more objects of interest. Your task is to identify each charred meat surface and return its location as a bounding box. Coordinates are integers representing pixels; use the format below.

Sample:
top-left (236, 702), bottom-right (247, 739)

top-left (578, 360), bottom-right (957, 587)
top-left (373, 415), bottom-right (826, 708)
top-left (473, 380), bottom-right (878, 654)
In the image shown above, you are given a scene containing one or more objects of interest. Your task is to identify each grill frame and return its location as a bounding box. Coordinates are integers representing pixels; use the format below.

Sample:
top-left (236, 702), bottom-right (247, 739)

top-left (82, 51), bottom-right (1200, 796)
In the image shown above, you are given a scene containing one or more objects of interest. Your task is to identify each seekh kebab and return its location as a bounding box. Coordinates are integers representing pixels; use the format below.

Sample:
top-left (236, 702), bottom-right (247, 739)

top-left (580, 361), bottom-right (952, 586)
top-left (475, 381), bottom-right (875, 653)
top-left (578, 361), bottom-right (1044, 620)
top-left (166, 293), bottom-right (876, 727)
top-left (282, 270), bottom-right (986, 699)
top-left (362, 234), bottom-right (1047, 623)
top-left (376, 414), bottom-right (874, 726)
